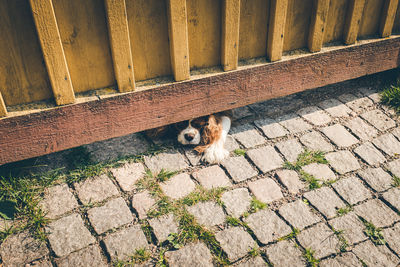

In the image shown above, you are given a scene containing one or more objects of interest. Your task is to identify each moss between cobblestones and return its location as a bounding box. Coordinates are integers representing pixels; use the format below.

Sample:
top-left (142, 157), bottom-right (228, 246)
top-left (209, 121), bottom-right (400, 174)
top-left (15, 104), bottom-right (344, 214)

top-left (278, 228), bottom-right (300, 241)
top-left (233, 149), bottom-right (246, 156)
top-left (242, 197), bottom-right (267, 218)
top-left (392, 175), bottom-right (400, 187)
top-left (331, 228), bottom-right (349, 253)
top-left (336, 206), bottom-right (352, 216)
top-left (360, 217), bottom-right (386, 245)
top-left (114, 248), bottom-right (151, 266)
top-left (303, 248), bottom-right (319, 267)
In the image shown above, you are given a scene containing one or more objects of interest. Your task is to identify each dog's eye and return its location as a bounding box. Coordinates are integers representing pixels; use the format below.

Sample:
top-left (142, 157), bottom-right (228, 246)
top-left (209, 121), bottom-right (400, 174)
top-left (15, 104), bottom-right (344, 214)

top-left (191, 118), bottom-right (206, 128)
top-left (175, 121), bottom-right (189, 130)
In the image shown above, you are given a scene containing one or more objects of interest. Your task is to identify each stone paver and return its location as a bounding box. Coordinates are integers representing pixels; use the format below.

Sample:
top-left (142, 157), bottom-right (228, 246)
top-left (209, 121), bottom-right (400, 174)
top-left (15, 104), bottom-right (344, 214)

top-left (318, 98), bottom-right (352, 117)
top-left (225, 135), bottom-right (240, 152)
top-left (354, 199), bottom-right (399, 227)
top-left (358, 167), bottom-right (393, 192)
top-left (75, 174), bottom-right (119, 204)
top-left (149, 213), bottom-right (179, 243)
top-left (87, 197), bottom-right (134, 234)
top-left (391, 127), bottom-right (400, 140)
top-left (277, 113), bottom-right (312, 133)
top-left (266, 240), bottom-right (305, 266)
top-left (329, 212), bottom-right (367, 244)
top-left (297, 223), bottom-right (340, 259)
top-left (275, 170), bottom-right (305, 194)
top-left (131, 190), bottom-right (156, 219)
top-left (354, 142), bottom-right (386, 166)
top-left (332, 176), bottom-right (371, 205)
top-left (184, 148), bottom-right (201, 166)
top-left (322, 124), bottom-right (358, 147)
top-left (47, 213), bottom-right (95, 257)
top-left (319, 252), bottom-right (362, 267)
top-left (326, 151), bottom-right (361, 174)
top-left (160, 173), bottom-right (195, 200)
top-left (215, 227), bottom-right (255, 262)
top-left (144, 150), bottom-right (189, 174)
top-left (248, 178), bottom-right (283, 203)
top-left (244, 209), bottom-right (291, 244)
top-left (304, 187), bottom-right (346, 219)
top-left (297, 106), bottom-right (331, 126)
top-left (187, 201), bottom-right (226, 227)
top-left (0, 231), bottom-right (48, 266)
top-left (103, 225), bottom-right (148, 261)
top-left (387, 159), bottom-right (400, 177)
top-left (164, 242), bottom-right (213, 267)
top-left (382, 187), bottom-right (400, 212)
top-left (338, 94), bottom-right (374, 112)
top-left (222, 156), bottom-right (258, 182)
top-left (275, 139), bottom-right (304, 163)
top-left (383, 223), bottom-right (400, 255)
top-left (360, 109), bottom-right (396, 131)
top-left (236, 256), bottom-right (266, 267)
top-left (372, 133), bottom-right (400, 156)
top-left (221, 188), bottom-right (252, 218)
top-left (254, 118), bottom-right (288, 139)
top-left (110, 162), bottom-right (145, 192)
top-left (301, 163), bottom-right (336, 182)
top-left (359, 87), bottom-right (381, 102)
top-left (344, 117), bottom-right (378, 141)
top-left (192, 165), bottom-right (232, 189)
top-left (299, 131), bottom-right (334, 152)
top-left (352, 240), bottom-right (399, 267)
top-left (246, 146), bottom-right (283, 173)
top-left (40, 184), bottom-right (78, 219)
top-left (230, 124), bottom-right (266, 148)
top-left (278, 200), bottom-right (320, 230)
top-left (56, 245), bottom-right (107, 267)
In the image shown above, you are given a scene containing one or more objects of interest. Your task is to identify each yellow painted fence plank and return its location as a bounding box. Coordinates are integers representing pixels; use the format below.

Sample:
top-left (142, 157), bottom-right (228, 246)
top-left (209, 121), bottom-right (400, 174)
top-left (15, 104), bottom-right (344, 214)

top-left (0, 92), bottom-right (7, 117)
top-left (222, 0), bottom-right (241, 71)
top-left (167, 0), bottom-right (190, 81)
top-left (380, 0), bottom-right (399, 37)
top-left (105, 0), bottom-right (135, 92)
top-left (267, 0), bottom-right (289, 61)
top-left (343, 0), bottom-right (366, 44)
top-left (30, 0), bottom-right (75, 105)
top-left (308, 0), bottom-right (330, 52)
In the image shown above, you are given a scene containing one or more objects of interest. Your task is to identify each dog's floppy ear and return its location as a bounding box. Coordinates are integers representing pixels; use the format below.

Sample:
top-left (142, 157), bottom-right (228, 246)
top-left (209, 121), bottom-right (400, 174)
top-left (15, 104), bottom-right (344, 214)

top-left (145, 125), bottom-right (170, 139)
top-left (194, 115), bottom-right (222, 153)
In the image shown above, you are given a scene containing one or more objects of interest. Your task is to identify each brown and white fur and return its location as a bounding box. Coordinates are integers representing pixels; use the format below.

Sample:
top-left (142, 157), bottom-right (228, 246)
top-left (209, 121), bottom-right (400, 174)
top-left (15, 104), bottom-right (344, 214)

top-left (146, 111), bottom-right (232, 164)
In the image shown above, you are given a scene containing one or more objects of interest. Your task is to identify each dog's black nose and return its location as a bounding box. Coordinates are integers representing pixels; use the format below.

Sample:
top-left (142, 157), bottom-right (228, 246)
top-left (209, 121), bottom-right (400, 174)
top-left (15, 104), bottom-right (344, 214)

top-left (184, 133), bottom-right (194, 141)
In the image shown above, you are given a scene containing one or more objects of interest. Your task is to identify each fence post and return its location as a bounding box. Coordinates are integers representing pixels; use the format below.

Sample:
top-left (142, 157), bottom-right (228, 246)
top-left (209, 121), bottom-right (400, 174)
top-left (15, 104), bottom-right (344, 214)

top-left (267, 0), bottom-right (289, 62)
top-left (30, 0), bottom-right (75, 105)
top-left (0, 93), bottom-right (6, 117)
top-left (221, 0), bottom-right (240, 71)
top-left (308, 0), bottom-right (330, 52)
top-left (105, 0), bottom-right (135, 92)
top-left (343, 0), bottom-right (366, 45)
top-left (380, 0), bottom-right (399, 37)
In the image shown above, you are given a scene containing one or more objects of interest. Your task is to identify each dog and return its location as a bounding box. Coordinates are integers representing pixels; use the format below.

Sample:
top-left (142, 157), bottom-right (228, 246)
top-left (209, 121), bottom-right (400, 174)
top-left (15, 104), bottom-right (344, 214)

top-left (146, 111), bottom-right (232, 163)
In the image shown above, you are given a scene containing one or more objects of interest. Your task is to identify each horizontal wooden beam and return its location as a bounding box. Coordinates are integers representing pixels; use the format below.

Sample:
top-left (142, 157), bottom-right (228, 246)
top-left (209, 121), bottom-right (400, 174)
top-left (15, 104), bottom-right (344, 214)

top-left (1, 37), bottom-right (400, 165)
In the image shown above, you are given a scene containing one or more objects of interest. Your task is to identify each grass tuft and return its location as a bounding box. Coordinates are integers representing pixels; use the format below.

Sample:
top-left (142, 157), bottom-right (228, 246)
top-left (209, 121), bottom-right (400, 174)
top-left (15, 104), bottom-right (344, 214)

top-left (303, 248), bottom-right (319, 267)
top-left (248, 244), bottom-right (260, 257)
top-left (249, 197), bottom-right (267, 214)
top-left (332, 228), bottom-right (349, 253)
top-left (336, 206), bottom-right (352, 216)
top-left (299, 171), bottom-right (321, 190)
top-left (234, 149), bottom-right (246, 156)
top-left (283, 150), bottom-right (327, 171)
top-left (278, 228), bottom-right (300, 241)
top-left (392, 175), bottom-right (400, 187)
top-left (226, 216), bottom-right (243, 227)
top-left (380, 84), bottom-right (400, 113)
top-left (361, 218), bottom-right (385, 245)
top-left (114, 248), bottom-right (151, 266)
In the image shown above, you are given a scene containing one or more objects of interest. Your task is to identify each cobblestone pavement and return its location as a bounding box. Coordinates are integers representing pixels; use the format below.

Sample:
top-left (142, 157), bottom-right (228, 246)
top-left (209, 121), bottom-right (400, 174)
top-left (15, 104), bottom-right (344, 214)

top-left (1, 77), bottom-right (400, 266)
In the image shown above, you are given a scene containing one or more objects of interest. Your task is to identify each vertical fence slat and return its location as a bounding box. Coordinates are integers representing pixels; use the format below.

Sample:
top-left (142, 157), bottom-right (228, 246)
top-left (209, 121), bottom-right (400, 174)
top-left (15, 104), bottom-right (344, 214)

top-left (167, 0), bottom-right (190, 81)
top-left (267, 0), bottom-right (289, 62)
top-left (0, 93), bottom-right (7, 117)
top-left (308, 0), bottom-right (330, 52)
top-left (30, 0), bottom-right (75, 105)
top-left (221, 0), bottom-right (240, 71)
top-left (380, 0), bottom-right (399, 37)
top-left (105, 0), bottom-right (135, 92)
top-left (343, 0), bottom-right (366, 45)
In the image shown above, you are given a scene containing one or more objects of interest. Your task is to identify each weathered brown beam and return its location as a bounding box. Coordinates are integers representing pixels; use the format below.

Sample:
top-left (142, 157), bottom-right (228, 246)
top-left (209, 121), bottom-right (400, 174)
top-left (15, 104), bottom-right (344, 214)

top-left (167, 0), bottom-right (190, 81)
top-left (221, 0), bottom-right (241, 71)
top-left (30, 0), bottom-right (75, 105)
top-left (380, 0), bottom-right (399, 37)
top-left (343, 0), bottom-right (366, 45)
top-left (308, 0), bottom-right (330, 52)
top-left (1, 37), bottom-right (400, 165)
top-left (267, 0), bottom-right (289, 61)
top-left (104, 0), bottom-right (135, 92)
top-left (0, 92), bottom-right (7, 118)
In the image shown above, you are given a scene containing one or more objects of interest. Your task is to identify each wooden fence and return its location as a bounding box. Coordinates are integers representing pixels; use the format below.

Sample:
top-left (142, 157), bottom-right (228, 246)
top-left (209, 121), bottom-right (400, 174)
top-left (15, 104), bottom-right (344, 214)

top-left (0, 0), bottom-right (400, 164)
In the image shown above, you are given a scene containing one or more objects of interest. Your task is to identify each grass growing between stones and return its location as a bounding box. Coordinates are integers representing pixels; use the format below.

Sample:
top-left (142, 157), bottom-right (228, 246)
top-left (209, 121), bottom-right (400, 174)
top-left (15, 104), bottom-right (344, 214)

top-left (336, 206), bottom-right (352, 216)
top-left (360, 218), bottom-right (385, 245)
top-left (243, 198), bottom-right (267, 218)
top-left (303, 248), bottom-right (319, 267)
top-left (234, 149), bottom-right (246, 156)
top-left (248, 244), bottom-right (260, 257)
top-left (332, 228), bottom-right (349, 253)
top-left (299, 171), bottom-right (321, 190)
top-left (278, 228), bottom-right (300, 241)
top-left (392, 175), bottom-right (400, 187)
top-left (283, 150), bottom-right (327, 171)
top-left (380, 84), bottom-right (400, 113)
top-left (114, 248), bottom-right (151, 266)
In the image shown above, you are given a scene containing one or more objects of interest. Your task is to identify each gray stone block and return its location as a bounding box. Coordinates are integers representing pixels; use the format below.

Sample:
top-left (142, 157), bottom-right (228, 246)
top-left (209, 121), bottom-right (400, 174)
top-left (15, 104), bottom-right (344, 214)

top-left (382, 187), bottom-right (400, 212)
top-left (338, 94), bottom-right (374, 112)
top-left (304, 187), bottom-right (345, 219)
top-left (322, 124), bottom-right (358, 148)
top-left (387, 159), bottom-right (400, 177)
top-left (215, 227), bottom-right (255, 262)
top-left (165, 242), bottom-right (213, 267)
top-left (297, 106), bottom-right (331, 126)
top-left (40, 184), bottom-right (78, 219)
top-left (354, 142), bottom-right (386, 166)
top-left (56, 245), bottom-right (107, 267)
top-left (149, 214), bottom-right (179, 243)
top-left (332, 176), bottom-right (371, 205)
top-left (110, 162), bottom-right (145, 192)
top-left (254, 118), bottom-right (288, 139)
top-left (329, 212), bottom-right (367, 244)
top-left (301, 163), bottom-right (336, 182)
top-left (276, 113), bottom-right (312, 134)
top-left (192, 165), bottom-right (232, 189)
top-left (236, 256), bottom-right (267, 267)
top-left (358, 167), bottom-right (392, 192)
top-left (187, 201), bottom-right (226, 227)
top-left (266, 240), bottom-right (305, 267)
top-left (361, 109), bottom-right (396, 131)
top-left (248, 178), bottom-right (283, 203)
top-left (275, 170), bottom-right (305, 194)
top-left (278, 200), bottom-right (320, 230)
top-left (344, 117), bottom-right (378, 141)
top-left (230, 124), bottom-right (266, 148)
top-left (326, 151), bottom-right (360, 174)
top-left (247, 146), bottom-right (283, 173)
top-left (353, 240), bottom-right (399, 267)
top-left (75, 174), bottom-right (120, 204)
top-left (221, 188), bottom-right (252, 218)
top-left (275, 139), bottom-right (304, 163)
top-left (383, 223), bottom-right (400, 255)
top-left (144, 150), bottom-right (189, 174)
top-left (299, 131), bottom-right (334, 152)
top-left (160, 173), bottom-right (196, 200)
top-left (319, 252), bottom-right (362, 267)
top-left (222, 156), bottom-right (258, 183)
top-left (372, 133), bottom-right (400, 156)
top-left (131, 190), bottom-right (156, 219)
top-left (318, 99), bottom-right (352, 118)
top-left (354, 199), bottom-right (399, 228)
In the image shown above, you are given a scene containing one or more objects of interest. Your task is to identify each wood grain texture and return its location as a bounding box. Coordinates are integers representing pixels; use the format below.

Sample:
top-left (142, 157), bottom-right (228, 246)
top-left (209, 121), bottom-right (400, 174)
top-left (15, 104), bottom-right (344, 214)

top-left (239, 0), bottom-right (269, 60)
top-left (167, 0), bottom-right (190, 81)
top-left (343, 0), bottom-right (366, 44)
top-left (221, 0), bottom-right (240, 71)
top-left (30, 0), bottom-right (75, 105)
top-left (267, 0), bottom-right (289, 61)
top-left (380, 0), bottom-right (399, 37)
top-left (0, 93), bottom-right (7, 117)
top-left (323, 0), bottom-right (348, 43)
top-left (358, 0), bottom-right (385, 37)
top-left (308, 0), bottom-right (330, 52)
top-left (1, 37), bottom-right (400, 165)
top-left (53, 0), bottom-right (115, 93)
top-left (394, 3), bottom-right (400, 32)
top-left (0, 0), bottom-right (52, 106)
top-left (104, 0), bottom-right (135, 92)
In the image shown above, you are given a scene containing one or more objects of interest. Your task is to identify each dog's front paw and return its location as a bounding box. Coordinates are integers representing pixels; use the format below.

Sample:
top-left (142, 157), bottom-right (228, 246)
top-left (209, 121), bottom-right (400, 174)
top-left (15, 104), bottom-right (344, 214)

top-left (202, 145), bottom-right (229, 164)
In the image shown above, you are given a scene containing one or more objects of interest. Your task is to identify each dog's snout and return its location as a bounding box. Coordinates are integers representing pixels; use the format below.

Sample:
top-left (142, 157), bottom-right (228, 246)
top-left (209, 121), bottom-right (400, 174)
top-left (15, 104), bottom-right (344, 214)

top-left (184, 133), bottom-right (195, 141)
